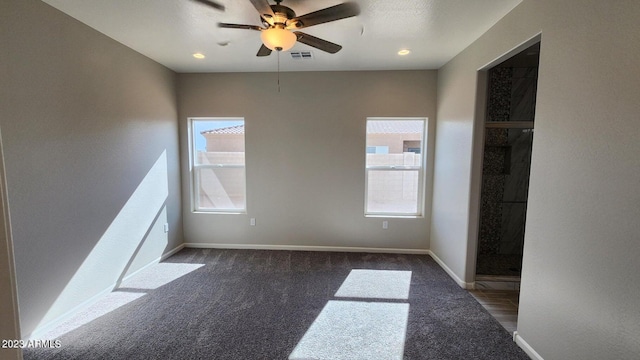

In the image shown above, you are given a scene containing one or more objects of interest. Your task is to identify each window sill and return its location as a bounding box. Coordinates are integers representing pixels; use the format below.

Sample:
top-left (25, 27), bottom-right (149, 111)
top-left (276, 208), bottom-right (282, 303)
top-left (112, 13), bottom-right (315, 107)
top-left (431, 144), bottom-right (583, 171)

top-left (192, 210), bottom-right (247, 215)
top-left (365, 214), bottom-right (424, 219)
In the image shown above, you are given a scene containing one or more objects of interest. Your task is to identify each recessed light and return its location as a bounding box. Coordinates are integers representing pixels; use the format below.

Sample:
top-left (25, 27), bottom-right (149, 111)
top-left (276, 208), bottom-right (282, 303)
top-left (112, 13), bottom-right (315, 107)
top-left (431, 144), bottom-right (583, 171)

top-left (193, 53), bottom-right (205, 59)
top-left (398, 49), bottom-right (411, 56)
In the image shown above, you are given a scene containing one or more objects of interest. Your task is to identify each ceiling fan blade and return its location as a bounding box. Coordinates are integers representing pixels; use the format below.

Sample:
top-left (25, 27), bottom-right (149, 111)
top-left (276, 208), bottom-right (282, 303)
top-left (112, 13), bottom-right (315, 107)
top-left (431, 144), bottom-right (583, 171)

top-left (191, 0), bottom-right (225, 11)
top-left (256, 44), bottom-right (272, 57)
top-left (292, 2), bottom-right (360, 29)
top-left (294, 32), bottom-right (342, 54)
top-left (249, 0), bottom-right (275, 18)
top-left (218, 23), bottom-right (263, 31)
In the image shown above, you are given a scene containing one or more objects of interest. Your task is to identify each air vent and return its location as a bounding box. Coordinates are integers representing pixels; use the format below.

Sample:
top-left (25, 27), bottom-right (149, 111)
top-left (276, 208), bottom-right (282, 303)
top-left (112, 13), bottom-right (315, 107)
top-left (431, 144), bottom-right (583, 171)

top-left (290, 51), bottom-right (313, 60)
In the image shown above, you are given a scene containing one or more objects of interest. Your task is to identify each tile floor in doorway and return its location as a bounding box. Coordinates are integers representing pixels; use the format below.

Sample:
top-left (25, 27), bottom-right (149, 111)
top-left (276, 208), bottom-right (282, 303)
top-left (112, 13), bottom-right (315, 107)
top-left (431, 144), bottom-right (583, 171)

top-left (468, 288), bottom-right (519, 334)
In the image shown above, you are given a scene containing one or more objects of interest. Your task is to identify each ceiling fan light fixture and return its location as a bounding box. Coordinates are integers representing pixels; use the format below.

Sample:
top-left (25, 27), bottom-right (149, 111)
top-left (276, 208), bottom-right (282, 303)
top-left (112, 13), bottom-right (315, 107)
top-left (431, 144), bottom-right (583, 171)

top-left (260, 27), bottom-right (297, 51)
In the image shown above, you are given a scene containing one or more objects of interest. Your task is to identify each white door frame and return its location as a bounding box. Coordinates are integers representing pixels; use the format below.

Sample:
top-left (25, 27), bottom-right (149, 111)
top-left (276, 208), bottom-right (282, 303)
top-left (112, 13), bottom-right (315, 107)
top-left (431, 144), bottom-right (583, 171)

top-left (467, 34), bottom-right (542, 284)
top-left (0, 127), bottom-right (23, 359)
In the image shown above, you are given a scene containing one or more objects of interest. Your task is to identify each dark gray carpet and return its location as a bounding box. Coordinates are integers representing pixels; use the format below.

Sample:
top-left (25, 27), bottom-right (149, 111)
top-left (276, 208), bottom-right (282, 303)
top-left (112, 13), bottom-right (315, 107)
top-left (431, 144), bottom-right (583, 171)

top-left (25, 249), bottom-right (530, 359)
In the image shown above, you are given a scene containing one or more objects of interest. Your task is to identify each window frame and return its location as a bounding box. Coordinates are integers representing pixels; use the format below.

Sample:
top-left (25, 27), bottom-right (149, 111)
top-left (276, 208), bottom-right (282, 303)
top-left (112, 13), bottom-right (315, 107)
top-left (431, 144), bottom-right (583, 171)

top-left (364, 117), bottom-right (427, 218)
top-left (189, 117), bottom-right (247, 214)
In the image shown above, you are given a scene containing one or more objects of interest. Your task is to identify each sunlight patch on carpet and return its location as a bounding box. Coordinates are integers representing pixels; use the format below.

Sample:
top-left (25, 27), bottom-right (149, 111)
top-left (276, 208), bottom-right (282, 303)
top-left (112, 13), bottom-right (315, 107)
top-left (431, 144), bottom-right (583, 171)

top-left (39, 292), bottom-right (145, 339)
top-left (118, 263), bottom-right (205, 290)
top-left (334, 269), bottom-right (412, 300)
top-left (289, 300), bottom-right (409, 360)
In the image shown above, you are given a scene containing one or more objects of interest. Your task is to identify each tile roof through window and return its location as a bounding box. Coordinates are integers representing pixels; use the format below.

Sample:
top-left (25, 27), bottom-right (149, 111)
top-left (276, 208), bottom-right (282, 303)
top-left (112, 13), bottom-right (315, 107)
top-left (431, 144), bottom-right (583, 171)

top-left (201, 124), bottom-right (245, 135)
top-left (366, 120), bottom-right (424, 134)
top-left (201, 120), bottom-right (424, 135)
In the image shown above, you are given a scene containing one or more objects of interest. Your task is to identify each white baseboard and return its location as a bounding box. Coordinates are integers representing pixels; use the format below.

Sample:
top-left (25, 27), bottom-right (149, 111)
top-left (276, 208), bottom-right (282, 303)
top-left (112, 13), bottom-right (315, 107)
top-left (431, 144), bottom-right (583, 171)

top-left (26, 243), bottom-right (184, 340)
top-left (183, 244), bottom-right (478, 290)
top-left (183, 242), bottom-right (430, 255)
top-left (117, 243), bottom-right (185, 285)
top-left (514, 332), bottom-right (544, 360)
top-left (26, 283), bottom-right (114, 340)
top-left (162, 243), bottom-right (185, 260)
top-left (428, 251), bottom-right (475, 289)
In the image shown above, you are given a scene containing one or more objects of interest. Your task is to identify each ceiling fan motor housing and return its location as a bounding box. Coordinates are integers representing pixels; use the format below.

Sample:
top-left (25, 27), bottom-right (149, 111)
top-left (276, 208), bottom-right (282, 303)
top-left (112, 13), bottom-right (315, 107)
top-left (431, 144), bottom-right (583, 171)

top-left (263, 5), bottom-right (297, 26)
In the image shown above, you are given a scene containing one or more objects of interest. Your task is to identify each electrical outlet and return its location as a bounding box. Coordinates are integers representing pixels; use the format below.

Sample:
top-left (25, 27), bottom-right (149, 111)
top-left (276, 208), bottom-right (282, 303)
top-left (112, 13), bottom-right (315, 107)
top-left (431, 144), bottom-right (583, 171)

top-left (250, 218), bottom-right (256, 226)
top-left (382, 221), bottom-right (388, 229)
top-left (163, 223), bottom-right (169, 233)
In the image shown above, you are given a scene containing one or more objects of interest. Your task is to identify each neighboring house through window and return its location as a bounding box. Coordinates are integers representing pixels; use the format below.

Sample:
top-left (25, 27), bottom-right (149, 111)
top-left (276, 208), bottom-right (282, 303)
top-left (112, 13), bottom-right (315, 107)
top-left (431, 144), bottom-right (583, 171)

top-left (365, 118), bottom-right (427, 216)
top-left (190, 118), bottom-right (246, 212)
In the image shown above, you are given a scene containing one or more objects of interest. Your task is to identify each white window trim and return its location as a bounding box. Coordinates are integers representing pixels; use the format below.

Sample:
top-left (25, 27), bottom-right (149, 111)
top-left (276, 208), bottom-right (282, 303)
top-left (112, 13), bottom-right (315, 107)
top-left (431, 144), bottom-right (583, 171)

top-left (189, 117), bottom-right (247, 214)
top-left (364, 117), bottom-right (427, 218)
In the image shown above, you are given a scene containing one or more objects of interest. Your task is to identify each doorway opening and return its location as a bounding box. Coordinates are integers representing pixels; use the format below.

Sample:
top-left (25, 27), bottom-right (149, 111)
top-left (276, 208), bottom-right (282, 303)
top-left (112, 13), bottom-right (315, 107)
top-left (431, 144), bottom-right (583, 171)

top-left (475, 42), bottom-right (540, 280)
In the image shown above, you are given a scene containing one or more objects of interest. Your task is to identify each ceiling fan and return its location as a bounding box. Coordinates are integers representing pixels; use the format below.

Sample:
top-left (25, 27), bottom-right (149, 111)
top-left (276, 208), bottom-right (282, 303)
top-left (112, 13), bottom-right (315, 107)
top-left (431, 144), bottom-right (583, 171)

top-left (209, 0), bottom-right (360, 56)
top-left (191, 0), bottom-right (226, 11)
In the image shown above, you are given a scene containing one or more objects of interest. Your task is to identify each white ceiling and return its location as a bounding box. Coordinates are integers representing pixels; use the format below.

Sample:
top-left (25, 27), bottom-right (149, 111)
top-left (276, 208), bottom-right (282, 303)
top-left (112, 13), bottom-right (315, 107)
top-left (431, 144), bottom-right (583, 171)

top-left (41, 0), bottom-right (522, 73)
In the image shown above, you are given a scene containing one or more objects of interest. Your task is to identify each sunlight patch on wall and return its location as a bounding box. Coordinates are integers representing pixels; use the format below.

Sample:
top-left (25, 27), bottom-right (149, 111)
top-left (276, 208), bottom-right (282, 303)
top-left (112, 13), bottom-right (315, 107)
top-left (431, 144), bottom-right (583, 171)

top-left (289, 300), bottom-right (409, 360)
top-left (334, 269), bottom-right (412, 299)
top-left (33, 151), bottom-right (170, 335)
top-left (120, 206), bottom-right (171, 280)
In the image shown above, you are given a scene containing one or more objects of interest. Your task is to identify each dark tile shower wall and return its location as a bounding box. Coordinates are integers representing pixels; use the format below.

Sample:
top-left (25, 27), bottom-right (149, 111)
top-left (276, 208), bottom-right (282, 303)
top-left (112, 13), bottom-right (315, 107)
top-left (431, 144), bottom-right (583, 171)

top-left (479, 128), bottom-right (508, 256)
top-left (510, 67), bottom-right (538, 121)
top-left (477, 67), bottom-right (537, 276)
top-left (487, 67), bottom-right (513, 122)
top-left (487, 67), bottom-right (538, 123)
top-left (500, 128), bottom-right (533, 255)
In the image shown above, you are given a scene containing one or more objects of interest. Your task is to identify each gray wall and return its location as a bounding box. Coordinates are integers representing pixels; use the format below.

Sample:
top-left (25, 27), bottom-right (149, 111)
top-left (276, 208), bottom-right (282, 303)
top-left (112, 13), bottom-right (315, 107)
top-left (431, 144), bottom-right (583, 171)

top-left (6, 0), bottom-right (638, 357)
top-left (431, 0), bottom-right (640, 358)
top-left (178, 71), bottom-right (436, 251)
top-left (0, 0), bottom-right (182, 338)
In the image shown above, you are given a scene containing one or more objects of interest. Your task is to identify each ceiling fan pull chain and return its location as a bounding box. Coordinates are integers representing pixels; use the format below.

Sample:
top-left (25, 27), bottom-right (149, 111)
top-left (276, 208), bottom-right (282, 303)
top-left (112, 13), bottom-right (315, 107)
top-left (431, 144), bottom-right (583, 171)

top-left (277, 51), bottom-right (281, 93)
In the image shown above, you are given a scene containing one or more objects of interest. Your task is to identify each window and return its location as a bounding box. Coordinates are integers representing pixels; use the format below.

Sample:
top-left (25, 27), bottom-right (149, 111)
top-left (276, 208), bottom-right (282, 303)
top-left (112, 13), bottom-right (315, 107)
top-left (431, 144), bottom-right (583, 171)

top-left (366, 146), bottom-right (389, 154)
top-left (190, 118), bottom-right (246, 212)
top-left (365, 118), bottom-right (426, 216)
